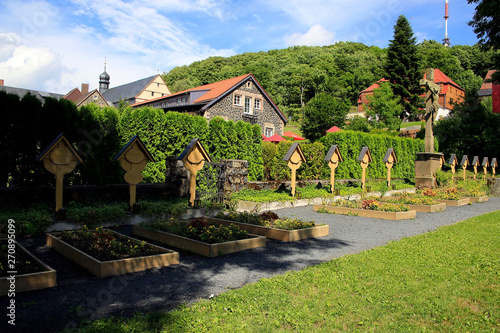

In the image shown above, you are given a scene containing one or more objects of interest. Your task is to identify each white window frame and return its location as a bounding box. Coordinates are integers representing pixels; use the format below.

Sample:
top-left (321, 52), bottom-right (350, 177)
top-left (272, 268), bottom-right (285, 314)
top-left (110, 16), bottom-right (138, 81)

top-left (254, 98), bottom-right (261, 110)
top-left (265, 127), bottom-right (273, 137)
top-left (244, 96), bottom-right (252, 114)
top-left (234, 94), bottom-right (242, 106)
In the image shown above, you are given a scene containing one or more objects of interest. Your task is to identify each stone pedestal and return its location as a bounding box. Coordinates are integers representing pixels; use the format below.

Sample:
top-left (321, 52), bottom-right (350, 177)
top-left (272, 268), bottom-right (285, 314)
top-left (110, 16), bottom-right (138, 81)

top-left (415, 152), bottom-right (443, 188)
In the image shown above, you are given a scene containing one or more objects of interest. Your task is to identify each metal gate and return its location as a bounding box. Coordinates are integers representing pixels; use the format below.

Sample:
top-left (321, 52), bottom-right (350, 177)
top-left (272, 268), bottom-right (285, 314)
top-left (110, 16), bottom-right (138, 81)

top-left (195, 161), bottom-right (226, 207)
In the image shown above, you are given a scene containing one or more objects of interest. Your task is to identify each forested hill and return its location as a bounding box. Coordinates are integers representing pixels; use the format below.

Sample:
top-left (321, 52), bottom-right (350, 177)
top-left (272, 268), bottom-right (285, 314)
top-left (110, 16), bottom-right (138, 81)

top-left (162, 41), bottom-right (498, 119)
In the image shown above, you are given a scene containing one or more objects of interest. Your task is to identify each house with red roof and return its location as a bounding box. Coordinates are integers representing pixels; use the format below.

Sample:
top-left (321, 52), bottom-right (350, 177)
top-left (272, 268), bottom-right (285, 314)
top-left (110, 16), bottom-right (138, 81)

top-left (131, 74), bottom-right (287, 136)
top-left (63, 83), bottom-right (108, 107)
top-left (356, 69), bottom-right (465, 120)
top-left (478, 70), bottom-right (497, 100)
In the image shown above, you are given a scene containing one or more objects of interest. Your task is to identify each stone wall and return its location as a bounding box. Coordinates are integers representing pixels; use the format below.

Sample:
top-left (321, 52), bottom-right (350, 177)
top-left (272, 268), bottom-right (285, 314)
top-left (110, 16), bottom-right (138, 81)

top-left (221, 159), bottom-right (248, 194)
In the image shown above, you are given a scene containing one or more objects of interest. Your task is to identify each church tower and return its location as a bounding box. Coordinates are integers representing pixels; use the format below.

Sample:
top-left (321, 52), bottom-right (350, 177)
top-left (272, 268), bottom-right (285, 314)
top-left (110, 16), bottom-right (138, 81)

top-left (99, 61), bottom-right (110, 92)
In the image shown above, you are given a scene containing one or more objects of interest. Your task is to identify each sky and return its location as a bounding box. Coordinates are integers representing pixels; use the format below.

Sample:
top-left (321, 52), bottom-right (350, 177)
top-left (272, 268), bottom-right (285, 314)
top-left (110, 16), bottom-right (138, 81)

top-left (0, 0), bottom-right (481, 94)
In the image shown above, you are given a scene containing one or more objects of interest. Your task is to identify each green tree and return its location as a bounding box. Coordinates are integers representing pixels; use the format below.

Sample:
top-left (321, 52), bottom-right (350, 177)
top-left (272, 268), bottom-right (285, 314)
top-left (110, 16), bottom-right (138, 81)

top-left (366, 82), bottom-right (403, 130)
top-left (300, 93), bottom-right (349, 142)
top-left (468, 0), bottom-right (500, 82)
top-left (344, 116), bottom-right (371, 132)
top-left (385, 15), bottom-right (423, 121)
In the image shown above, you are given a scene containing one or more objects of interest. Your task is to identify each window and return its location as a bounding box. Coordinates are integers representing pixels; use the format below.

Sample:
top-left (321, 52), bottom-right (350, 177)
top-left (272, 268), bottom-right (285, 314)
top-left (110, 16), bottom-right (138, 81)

top-left (157, 83), bottom-right (160, 87)
top-left (265, 127), bottom-right (273, 137)
top-left (177, 98), bottom-right (181, 105)
top-left (234, 94), bottom-right (241, 106)
top-left (151, 92), bottom-right (154, 96)
top-left (244, 97), bottom-right (251, 114)
top-left (247, 82), bottom-right (252, 88)
top-left (254, 99), bottom-right (261, 110)
top-left (181, 97), bottom-right (186, 105)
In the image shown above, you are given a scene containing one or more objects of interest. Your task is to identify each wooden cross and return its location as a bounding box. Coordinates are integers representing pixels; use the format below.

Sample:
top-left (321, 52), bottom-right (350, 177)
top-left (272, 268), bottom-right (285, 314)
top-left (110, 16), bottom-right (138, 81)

top-left (283, 143), bottom-right (306, 197)
top-left (178, 139), bottom-right (211, 207)
top-left (324, 145), bottom-right (343, 193)
top-left (420, 69), bottom-right (441, 153)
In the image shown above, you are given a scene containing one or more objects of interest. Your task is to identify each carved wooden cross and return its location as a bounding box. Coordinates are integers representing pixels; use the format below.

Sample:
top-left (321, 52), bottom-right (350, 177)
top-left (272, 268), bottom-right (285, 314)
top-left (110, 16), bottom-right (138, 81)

top-left (178, 139), bottom-right (211, 207)
top-left (283, 143), bottom-right (306, 197)
top-left (324, 145), bottom-right (343, 193)
top-left (420, 68), bottom-right (441, 153)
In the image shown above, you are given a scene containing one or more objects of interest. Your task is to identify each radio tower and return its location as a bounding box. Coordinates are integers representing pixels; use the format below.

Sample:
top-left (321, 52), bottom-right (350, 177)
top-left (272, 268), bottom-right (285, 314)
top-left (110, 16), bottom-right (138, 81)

top-left (443, 0), bottom-right (451, 47)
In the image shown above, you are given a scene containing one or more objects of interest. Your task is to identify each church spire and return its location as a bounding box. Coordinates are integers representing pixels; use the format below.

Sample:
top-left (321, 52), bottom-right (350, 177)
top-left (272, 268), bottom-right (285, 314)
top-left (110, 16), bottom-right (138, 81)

top-left (99, 59), bottom-right (110, 92)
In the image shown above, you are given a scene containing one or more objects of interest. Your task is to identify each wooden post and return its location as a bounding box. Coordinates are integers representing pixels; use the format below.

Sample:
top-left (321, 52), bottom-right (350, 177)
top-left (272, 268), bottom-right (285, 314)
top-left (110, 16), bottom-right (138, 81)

top-left (177, 139), bottom-right (211, 206)
top-left (114, 136), bottom-right (154, 212)
top-left (324, 145), bottom-right (343, 193)
top-left (37, 134), bottom-right (82, 217)
top-left (482, 157), bottom-right (489, 182)
top-left (383, 148), bottom-right (397, 188)
top-left (491, 158), bottom-right (497, 177)
top-left (472, 156), bottom-right (479, 180)
top-left (448, 154), bottom-right (458, 182)
top-left (283, 143), bottom-right (306, 197)
top-left (357, 147), bottom-right (373, 190)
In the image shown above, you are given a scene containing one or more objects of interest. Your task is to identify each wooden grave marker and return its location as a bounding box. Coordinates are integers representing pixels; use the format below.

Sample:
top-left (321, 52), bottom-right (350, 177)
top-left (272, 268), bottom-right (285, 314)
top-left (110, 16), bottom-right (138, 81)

top-left (460, 155), bottom-right (469, 181)
top-left (471, 156), bottom-right (479, 180)
top-left (481, 157), bottom-right (489, 181)
top-left (383, 148), bottom-right (397, 188)
top-left (283, 143), bottom-right (306, 197)
top-left (448, 154), bottom-right (458, 181)
top-left (491, 158), bottom-right (497, 176)
top-left (114, 135), bottom-right (155, 212)
top-left (357, 146), bottom-right (373, 190)
top-left (324, 145), bottom-right (343, 194)
top-left (178, 138), bottom-right (211, 206)
top-left (37, 133), bottom-right (83, 218)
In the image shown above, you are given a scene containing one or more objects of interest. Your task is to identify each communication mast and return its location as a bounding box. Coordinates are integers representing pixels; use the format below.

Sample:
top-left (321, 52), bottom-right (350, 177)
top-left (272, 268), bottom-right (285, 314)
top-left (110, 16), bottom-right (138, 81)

top-left (443, 0), bottom-right (451, 47)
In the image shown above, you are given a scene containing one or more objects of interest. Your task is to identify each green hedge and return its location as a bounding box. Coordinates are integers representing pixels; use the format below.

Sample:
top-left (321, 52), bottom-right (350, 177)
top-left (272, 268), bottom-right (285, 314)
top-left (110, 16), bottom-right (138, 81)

top-left (262, 131), bottom-right (434, 181)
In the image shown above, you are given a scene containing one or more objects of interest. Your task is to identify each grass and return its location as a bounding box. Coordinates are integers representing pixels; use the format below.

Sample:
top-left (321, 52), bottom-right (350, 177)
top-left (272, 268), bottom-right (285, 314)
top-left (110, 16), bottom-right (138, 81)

top-left (69, 210), bottom-right (500, 332)
top-left (230, 179), bottom-right (414, 203)
top-left (400, 120), bottom-right (424, 128)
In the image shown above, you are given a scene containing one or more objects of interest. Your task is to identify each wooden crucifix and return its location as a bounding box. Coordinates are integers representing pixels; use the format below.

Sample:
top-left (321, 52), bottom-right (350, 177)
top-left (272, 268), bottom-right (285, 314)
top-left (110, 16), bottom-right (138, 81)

top-left (37, 134), bottom-right (83, 218)
top-left (420, 68), bottom-right (441, 153)
top-left (178, 138), bottom-right (211, 207)
top-left (283, 143), bottom-right (306, 197)
top-left (324, 145), bottom-right (343, 193)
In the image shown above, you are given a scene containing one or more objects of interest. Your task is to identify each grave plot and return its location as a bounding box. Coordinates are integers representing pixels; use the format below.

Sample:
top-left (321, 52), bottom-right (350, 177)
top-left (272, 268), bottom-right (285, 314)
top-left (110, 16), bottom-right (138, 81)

top-left (314, 198), bottom-right (416, 220)
top-left (133, 219), bottom-right (266, 257)
top-left (0, 239), bottom-right (57, 295)
top-left (205, 211), bottom-right (328, 242)
top-left (47, 227), bottom-right (178, 278)
top-left (378, 192), bottom-right (446, 213)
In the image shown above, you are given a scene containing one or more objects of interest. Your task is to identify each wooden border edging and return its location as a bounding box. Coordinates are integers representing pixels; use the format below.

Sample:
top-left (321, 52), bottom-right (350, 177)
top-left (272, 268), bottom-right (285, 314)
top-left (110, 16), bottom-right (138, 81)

top-left (46, 230), bottom-right (179, 278)
top-left (133, 225), bottom-right (266, 257)
top-left (313, 205), bottom-right (416, 220)
top-left (204, 217), bottom-right (329, 242)
top-left (435, 198), bottom-right (471, 206)
top-left (405, 203), bottom-right (447, 213)
top-left (469, 196), bottom-right (489, 203)
top-left (0, 241), bottom-right (57, 295)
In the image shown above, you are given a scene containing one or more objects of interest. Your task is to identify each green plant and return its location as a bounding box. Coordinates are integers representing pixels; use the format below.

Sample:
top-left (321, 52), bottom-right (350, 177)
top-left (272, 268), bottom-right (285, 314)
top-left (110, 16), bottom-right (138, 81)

top-left (216, 211), bottom-right (316, 230)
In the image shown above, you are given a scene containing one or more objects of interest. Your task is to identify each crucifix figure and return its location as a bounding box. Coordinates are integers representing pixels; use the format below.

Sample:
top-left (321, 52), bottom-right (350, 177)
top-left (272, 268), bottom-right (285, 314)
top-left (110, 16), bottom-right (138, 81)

top-left (420, 68), bottom-right (441, 153)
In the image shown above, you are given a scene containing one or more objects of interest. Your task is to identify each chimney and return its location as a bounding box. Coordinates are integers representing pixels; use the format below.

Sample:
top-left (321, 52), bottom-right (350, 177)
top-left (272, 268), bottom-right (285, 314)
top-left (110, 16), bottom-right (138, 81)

top-left (81, 83), bottom-right (89, 94)
top-left (0, 79), bottom-right (4, 86)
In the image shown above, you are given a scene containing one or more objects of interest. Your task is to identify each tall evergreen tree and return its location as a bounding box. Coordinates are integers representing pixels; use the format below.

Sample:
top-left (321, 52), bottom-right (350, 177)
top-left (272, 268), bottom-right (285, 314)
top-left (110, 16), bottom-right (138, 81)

top-left (385, 15), bottom-right (423, 121)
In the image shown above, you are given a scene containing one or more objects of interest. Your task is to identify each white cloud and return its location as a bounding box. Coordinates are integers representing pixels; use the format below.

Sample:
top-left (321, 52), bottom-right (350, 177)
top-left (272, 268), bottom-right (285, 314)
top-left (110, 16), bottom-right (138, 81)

top-left (284, 24), bottom-right (336, 46)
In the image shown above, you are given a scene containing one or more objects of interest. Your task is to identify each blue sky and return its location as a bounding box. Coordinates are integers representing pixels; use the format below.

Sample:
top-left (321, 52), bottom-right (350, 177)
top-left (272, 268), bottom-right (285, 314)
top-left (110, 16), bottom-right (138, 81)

top-left (0, 0), bottom-right (480, 94)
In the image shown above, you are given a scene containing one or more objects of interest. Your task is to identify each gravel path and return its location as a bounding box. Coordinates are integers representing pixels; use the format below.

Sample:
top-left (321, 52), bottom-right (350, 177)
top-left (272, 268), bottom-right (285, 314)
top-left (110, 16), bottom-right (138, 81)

top-left (3, 197), bottom-right (499, 333)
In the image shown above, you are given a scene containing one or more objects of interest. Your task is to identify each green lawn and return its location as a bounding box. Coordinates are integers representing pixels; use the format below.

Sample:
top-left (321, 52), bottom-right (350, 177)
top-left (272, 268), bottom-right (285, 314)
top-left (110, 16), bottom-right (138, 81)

top-left (400, 120), bottom-right (424, 128)
top-left (70, 210), bottom-right (500, 332)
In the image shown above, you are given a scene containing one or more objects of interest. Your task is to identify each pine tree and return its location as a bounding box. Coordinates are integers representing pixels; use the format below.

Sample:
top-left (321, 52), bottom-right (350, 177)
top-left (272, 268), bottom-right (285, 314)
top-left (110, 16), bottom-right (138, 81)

top-left (385, 15), bottom-right (423, 121)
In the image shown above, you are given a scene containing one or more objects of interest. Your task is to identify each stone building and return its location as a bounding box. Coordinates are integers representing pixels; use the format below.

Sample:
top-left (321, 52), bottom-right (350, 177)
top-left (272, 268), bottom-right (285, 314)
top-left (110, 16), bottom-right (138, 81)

top-left (131, 74), bottom-right (287, 136)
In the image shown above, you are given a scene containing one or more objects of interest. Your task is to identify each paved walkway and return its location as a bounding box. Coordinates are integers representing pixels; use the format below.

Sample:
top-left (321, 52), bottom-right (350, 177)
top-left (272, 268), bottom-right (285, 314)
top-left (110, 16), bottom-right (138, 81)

top-left (4, 197), bottom-right (500, 332)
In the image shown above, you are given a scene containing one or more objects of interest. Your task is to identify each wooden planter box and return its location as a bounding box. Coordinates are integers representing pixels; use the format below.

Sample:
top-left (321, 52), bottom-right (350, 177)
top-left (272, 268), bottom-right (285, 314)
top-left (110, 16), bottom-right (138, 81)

top-left (405, 203), bottom-right (447, 213)
top-left (204, 217), bottom-right (329, 242)
top-left (313, 205), bottom-right (416, 220)
top-left (46, 230), bottom-right (179, 278)
top-left (0, 241), bottom-right (57, 295)
top-left (435, 198), bottom-right (471, 206)
top-left (469, 196), bottom-right (489, 203)
top-left (133, 225), bottom-right (266, 257)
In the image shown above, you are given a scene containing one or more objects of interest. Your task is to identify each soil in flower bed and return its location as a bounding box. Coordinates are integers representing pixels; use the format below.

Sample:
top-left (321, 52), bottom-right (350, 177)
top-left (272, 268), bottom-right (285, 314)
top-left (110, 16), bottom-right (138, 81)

top-left (0, 239), bottom-right (48, 277)
top-left (143, 218), bottom-right (249, 244)
top-left (53, 226), bottom-right (164, 261)
top-left (215, 211), bottom-right (317, 230)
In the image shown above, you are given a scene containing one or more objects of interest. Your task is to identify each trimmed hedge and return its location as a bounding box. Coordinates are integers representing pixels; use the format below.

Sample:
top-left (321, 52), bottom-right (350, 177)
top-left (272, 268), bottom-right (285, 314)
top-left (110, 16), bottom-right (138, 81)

top-left (262, 131), bottom-right (435, 181)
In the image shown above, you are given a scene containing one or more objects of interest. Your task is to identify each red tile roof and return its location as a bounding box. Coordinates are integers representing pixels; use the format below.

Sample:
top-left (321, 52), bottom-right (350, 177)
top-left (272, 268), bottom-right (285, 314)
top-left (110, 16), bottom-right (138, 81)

top-left (360, 78), bottom-right (389, 93)
top-left (480, 70), bottom-right (498, 90)
top-left (423, 68), bottom-right (463, 91)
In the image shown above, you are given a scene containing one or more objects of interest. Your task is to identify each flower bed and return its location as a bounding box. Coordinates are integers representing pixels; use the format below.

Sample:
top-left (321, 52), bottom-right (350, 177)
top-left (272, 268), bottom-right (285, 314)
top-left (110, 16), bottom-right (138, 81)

top-left (205, 211), bottom-right (329, 242)
top-left (1, 240), bottom-right (57, 295)
top-left (46, 226), bottom-right (179, 278)
top-left (381, 193), bottom-right (446, 213)
top-left (313, 199), bottom-right (416, 220)
top-left (419, 188), bottom-right (470, 207)
top-left (133, 219), bottom-right (266, 257)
